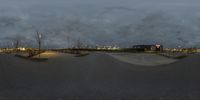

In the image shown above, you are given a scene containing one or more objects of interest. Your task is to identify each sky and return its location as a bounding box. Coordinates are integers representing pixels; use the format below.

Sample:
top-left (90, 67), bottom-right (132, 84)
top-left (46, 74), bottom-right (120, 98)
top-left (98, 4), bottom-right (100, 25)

top-left (0, 0), bottom-right (200, 48)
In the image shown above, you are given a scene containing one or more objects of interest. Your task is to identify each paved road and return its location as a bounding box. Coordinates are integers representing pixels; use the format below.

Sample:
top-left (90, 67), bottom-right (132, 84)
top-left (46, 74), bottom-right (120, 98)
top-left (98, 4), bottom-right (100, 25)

top-left (0, 53), bottom-right (200, 100)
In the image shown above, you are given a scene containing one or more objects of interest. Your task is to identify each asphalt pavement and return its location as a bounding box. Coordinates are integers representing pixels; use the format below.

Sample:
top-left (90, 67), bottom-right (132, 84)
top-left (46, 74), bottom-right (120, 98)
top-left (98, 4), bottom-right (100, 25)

top-left (0, 53), bottom-right (200, 100)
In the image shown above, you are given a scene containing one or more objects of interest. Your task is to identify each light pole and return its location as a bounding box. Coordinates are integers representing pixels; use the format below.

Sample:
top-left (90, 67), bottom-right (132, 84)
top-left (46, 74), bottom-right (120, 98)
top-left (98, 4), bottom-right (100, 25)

top-left (36, 30), bottom-right (42, 58)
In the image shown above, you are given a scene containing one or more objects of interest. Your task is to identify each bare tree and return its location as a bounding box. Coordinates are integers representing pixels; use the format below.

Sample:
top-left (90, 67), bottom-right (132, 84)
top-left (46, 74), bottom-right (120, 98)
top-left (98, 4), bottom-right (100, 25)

top-left (13, 39), bottom-right (20, 49)
top-left (66, 35), bottom-right (73, 48)
top-left (11, 35), bottom-right (25, 49)
top-left (74, 38), bottom-right (84, 49)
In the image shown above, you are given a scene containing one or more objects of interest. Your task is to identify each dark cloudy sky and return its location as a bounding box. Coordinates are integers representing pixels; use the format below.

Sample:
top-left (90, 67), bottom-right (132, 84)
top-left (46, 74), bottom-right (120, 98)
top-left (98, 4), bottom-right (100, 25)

top-left (0, 0), bottom-right (200, 48)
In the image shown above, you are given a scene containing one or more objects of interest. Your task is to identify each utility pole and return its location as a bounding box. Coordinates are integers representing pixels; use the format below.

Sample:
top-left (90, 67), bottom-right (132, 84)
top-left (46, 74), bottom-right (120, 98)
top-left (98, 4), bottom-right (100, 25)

top-left (36, 30), bottom-right (42, 58)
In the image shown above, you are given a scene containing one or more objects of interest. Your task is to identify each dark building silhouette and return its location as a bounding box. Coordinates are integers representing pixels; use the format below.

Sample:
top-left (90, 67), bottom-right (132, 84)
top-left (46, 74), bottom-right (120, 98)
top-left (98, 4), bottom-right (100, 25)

top-left (132, 44), bottom-right (163, 52)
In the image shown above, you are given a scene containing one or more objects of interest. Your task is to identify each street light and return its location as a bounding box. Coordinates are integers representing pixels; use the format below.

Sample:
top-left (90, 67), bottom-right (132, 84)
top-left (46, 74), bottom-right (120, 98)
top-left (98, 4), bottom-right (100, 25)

top-left (39, 34), bottom-right (42, 39)
top-left (36, 30), bottom-right (42, 58)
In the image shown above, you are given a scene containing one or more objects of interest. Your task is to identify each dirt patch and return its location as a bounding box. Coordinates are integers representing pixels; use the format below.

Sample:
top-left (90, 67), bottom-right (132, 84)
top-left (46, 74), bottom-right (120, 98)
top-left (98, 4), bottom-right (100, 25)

top-left (15, 55), bottom-right (48, 62)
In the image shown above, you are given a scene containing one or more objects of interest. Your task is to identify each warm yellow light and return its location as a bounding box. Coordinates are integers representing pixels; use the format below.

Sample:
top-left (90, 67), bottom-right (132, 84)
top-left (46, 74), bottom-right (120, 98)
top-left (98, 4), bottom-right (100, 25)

top-left (22, 48), bottom-right (26, 51)
top-left (35, 51), bottom-right (60, 58)
top-left (18, 47), bottom-right (26, 51)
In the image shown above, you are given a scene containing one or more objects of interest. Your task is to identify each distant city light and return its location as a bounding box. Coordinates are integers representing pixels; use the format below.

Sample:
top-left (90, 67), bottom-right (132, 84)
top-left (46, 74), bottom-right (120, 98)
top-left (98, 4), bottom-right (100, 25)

top-left (155, 44), bottom-right (161, 48)
top-left (18, 47), bottom-right (26, 51)
top-left (97, 46), bottom-right (120, 50)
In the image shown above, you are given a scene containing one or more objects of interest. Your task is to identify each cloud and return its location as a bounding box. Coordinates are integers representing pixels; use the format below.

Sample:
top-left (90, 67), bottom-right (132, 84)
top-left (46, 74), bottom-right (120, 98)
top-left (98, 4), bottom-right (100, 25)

top-left (0, 0), bottom-right (200, 48)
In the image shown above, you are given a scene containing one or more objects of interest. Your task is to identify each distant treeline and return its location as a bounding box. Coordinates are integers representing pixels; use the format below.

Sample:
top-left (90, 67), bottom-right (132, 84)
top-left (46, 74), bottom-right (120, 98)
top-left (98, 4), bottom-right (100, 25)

top-left (50, 48), bottom-right (160, 53)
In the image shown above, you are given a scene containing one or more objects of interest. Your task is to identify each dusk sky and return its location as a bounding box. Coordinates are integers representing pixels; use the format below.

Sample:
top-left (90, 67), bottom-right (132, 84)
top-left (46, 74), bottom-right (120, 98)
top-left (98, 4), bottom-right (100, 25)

top-left (0, 0), bottom-right (200, 48)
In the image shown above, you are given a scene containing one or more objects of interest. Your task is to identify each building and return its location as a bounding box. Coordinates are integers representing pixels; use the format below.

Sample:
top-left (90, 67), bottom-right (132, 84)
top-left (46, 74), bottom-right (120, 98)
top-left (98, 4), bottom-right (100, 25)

top-left (132, 44), bottom-right (163, 52)
top-left (197, 49), bottom-right (200, 53)
top-left (96, 46), bottom-right (120, 50)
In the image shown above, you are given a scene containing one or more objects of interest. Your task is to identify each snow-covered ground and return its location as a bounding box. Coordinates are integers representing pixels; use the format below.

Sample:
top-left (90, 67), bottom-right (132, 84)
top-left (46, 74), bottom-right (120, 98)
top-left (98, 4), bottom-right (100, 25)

top-left (107, 53), bottom-right (177, 66)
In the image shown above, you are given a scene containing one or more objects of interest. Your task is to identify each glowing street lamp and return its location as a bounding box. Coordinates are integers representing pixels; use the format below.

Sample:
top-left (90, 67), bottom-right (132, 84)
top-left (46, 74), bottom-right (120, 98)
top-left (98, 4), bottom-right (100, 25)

top-left (39, 34), bottom-right (42, 39)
